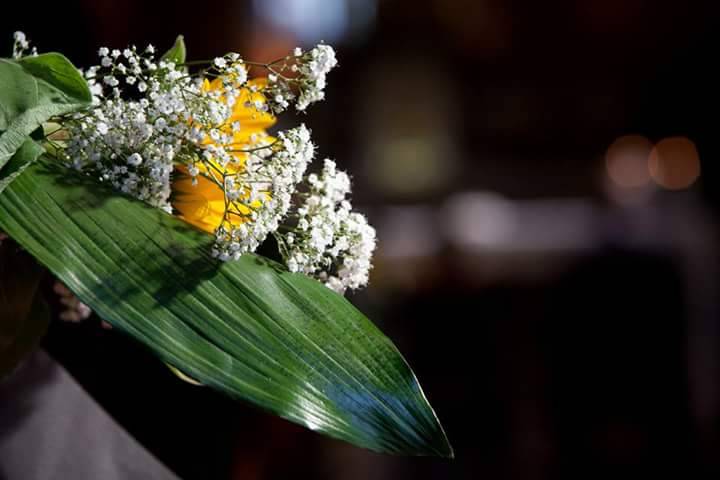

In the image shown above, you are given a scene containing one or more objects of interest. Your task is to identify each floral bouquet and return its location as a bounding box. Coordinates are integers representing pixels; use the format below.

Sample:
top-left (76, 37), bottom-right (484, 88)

top-left (0, 33), bottom-right (452, 457)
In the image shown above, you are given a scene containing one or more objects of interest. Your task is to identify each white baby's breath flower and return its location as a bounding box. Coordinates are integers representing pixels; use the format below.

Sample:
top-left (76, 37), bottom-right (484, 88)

top-left (127, 152), bottom-right (143, 166)
top-left (262, 43), bottom-right (337, 114)
top-left (295, 44), bottom-right (337, 111)
top-left (13, 31), bottom-right (27, 47)
top-left (211, 125), bottom-right (315, 260)
top-left (233, 64), bottom-right (248, 85)
top-left (279, 158), bottom-right (375, 292)
top-left (12, 31), bottom-right (31, 59)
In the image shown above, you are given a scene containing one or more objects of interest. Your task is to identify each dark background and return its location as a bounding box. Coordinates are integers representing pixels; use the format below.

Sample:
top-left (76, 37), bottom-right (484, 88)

top-left (3, 0), bottom-right (720, 478)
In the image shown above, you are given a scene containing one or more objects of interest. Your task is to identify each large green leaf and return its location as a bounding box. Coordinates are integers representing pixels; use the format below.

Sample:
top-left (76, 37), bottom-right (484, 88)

top-left (0, 160), bottom-right (452, 457)
top-left (0, 53), bottom-right (91, 170)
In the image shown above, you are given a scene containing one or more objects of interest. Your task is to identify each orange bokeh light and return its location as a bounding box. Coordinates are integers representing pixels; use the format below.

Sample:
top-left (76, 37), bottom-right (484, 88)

top-left (605, 135), bottom-right (653, 188)
top-left (648, 137), bottom-right (700, 190)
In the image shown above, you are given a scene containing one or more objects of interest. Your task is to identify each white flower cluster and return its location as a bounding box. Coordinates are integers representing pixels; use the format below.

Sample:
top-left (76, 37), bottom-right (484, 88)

top-left (62, 46), bottom-right (185, 209)
top-left (12, 31), bottom-right (36, 59)
top-left (262, 44), bottom-right (339, 114)
top-left (211, 124), bottom-right (315, 260)
top-left (295, 44), bottom-right (338, 111)
top-left (63, 94), bottom-right (178, 209)
top-left (280, 159), bottom-right (376, 293)
top-left (61, 46), bottom-right (253, 211)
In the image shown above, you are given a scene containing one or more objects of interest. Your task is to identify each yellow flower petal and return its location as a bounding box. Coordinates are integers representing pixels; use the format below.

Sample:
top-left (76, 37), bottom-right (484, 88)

top-left (173, 168), bottom-right (226, 233)
top-left (173, 75), bottom-right (274, 235)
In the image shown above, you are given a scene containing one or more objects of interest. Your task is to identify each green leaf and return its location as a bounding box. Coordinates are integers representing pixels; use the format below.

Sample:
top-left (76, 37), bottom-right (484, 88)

top-left (0, 139), bottom-right (44, 193)
top-left (0, 239), bottom-right (50, 378)
top-left (0, 53), bottom-right (91, 171)
top-left (0, 160), bottom-right (453, 457)
top-left (161, 35), bottom-right (186, 65)
top-left (18, 53), bottom-right (93, 104)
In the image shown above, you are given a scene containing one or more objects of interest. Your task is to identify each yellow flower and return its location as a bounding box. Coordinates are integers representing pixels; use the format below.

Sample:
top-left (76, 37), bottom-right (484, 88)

top-left (172, 77), bottom-right (275, 234)
top-left (172, 170), bottom-right (228, 233)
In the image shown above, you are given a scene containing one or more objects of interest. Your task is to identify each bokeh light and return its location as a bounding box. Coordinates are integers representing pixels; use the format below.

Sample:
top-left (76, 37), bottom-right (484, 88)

top-left (648, 137), bottom-right (701, 190)
top-left (605, 135), bottom-right (652, 188)
top-left (252, 0), bottom-right (376, 45)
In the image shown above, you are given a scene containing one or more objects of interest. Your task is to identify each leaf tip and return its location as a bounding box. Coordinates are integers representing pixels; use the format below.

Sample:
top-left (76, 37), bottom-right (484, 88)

top-left (437, 433), bottom-right (455, 459)
top-left (161, 35), bottom-right (187, 65)
top-left (425, 411), bottom-right (454, 459)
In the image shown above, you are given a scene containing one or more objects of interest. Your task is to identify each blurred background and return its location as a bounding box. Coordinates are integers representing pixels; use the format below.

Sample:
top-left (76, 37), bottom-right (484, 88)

top-left (3, 0), bottom-right (720, 478)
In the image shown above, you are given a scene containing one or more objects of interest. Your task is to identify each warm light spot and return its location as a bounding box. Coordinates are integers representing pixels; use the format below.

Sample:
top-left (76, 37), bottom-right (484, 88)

top-left (648, 137), bottom-right (700, 190)
top-left (605, 135), bottom-right (652, 188)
